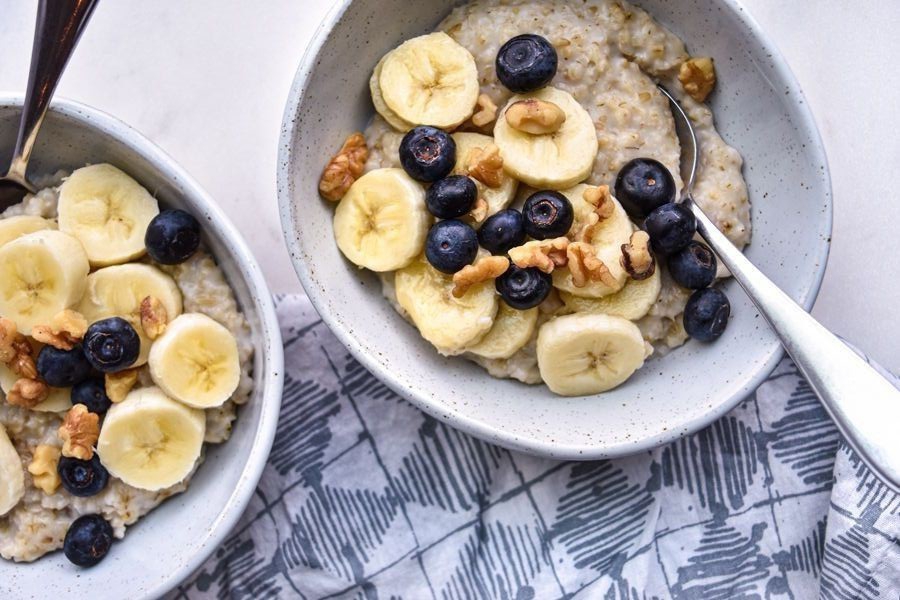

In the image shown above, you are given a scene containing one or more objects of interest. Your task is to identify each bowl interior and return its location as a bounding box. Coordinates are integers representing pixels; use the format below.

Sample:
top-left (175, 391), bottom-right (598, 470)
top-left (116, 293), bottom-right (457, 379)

top-left (0, 100), bottom-right (282, 599)
top-left (279, 0), bottom-right (831, 459)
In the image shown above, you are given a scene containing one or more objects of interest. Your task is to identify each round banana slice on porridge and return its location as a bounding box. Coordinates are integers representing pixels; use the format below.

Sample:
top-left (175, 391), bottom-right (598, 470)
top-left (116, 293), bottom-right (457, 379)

top-left (466, 304), bottom-right (538, 360)
top-left (559, 264), bottom-right (661, 321)
top-left (0, 215), bottom-right (55, 248)
top-left (370, 51), bottom-right (416, 132)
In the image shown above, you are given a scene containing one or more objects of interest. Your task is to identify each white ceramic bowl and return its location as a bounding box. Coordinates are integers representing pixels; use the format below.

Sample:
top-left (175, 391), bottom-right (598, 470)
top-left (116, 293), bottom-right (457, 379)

top-left (0, 98), bottom-right (283, 599)
top-left (279, 0), bottom-right (831, 460)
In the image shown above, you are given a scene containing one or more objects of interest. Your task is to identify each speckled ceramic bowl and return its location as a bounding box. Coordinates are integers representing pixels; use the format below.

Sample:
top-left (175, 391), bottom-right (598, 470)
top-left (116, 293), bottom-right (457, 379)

top-left (0, 98), bottom-right (283, 600)
top-left (278, 0), bottom-right (831, 459)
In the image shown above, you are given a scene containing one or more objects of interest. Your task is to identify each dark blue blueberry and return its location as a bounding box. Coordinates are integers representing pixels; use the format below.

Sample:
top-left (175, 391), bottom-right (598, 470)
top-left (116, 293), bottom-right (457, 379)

top-left (495, 265), bottom-right (552, 310)
top-left (425, 220), bottom-right (478, 274)
top-left (668, 241), bottom-right (717, 289)
top-left (523, 191), bottom-right (574, 240)
top-left (36, 345), bottom-right (92, 388)
top-left (425, 175), bottom-right (477, 219)
top-left (683, 287), bottom-right (730, 342)
top-left (478, 209), bottom-right (526, 255)
top-left (82, 318), bottom-right (140, 373)
top-left (63, 514), bottom-right (113, 567)
top-left (614, 158), bottom-right (676, 218)
top-left (58, 455), bottom-right (109, 498)
top-left (495, 34), bottom-right (558, 93)
top-left (145, 209), bottom-right (201, 265)
top-left (72, 379), bottom-right (112, 415)
top-left (399, 126), bottom-right (456, 183)
top-left (644, 202), bottom-right (697, 254)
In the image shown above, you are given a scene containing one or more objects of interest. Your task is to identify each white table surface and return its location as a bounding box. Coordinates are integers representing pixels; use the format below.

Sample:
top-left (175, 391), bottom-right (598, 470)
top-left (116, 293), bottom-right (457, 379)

top-left (0, 1), bottom-right (897, 372)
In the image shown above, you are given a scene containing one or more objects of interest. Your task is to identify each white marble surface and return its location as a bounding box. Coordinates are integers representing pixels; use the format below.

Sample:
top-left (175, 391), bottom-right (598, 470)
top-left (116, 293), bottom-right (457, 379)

top-left (0, 0), bottom-right (897, 372)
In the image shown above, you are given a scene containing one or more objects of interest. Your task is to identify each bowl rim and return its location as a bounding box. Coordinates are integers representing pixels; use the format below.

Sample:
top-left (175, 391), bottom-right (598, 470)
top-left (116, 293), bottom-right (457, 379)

top-left (0, 95), bottom-right (284, 599)
top-left (277, 0), bottom-right (833, 460)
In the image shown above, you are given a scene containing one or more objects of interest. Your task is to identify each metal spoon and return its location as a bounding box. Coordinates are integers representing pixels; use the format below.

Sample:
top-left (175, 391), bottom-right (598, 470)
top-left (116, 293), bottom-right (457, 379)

top-left (0, 0), bottom-right (99, 210)
top-left (659, 85), bottom-right (900, 492)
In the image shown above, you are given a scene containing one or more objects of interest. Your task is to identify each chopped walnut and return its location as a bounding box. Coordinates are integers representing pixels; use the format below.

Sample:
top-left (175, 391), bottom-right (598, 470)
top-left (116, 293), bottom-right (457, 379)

top-left (577, 185), bottom-right (615, 242)
top-left (509, 238), bottom-right (570, 273)
top-left (31, 309), bottom-right (88, 351)
top-left (621, 230), bottom-right (656, 280)
top-left (0, 317), bottom-right (17, 363)
top-left (59, 404), bottom-right (100, 460)
top-left (504, 99), bottom-right (567, 135)
top-left (105, 368), bottom-right (139, 404)
top-left (471, 94), bottom-right (498, 128)
top-left (7, 378), bottom-right (49, 409)
top-left (466, 143), bottom-right (504, 188)
top-left (140, 296), bottom-right (168, 340)
top-left (469, 197), bottom-right (489, 223)
top-left (6, 336), bottom-right (36, 380)
top-left (318, 132), bottom-right (368, 202)
top-left (678, 57), bottom-right (716, 102)
top-left (452, 256), bottom-right (509, 298)
top-left (567, 242), bottom-right (618, 288)
top-left (27, 445), bottom-right (61, 495)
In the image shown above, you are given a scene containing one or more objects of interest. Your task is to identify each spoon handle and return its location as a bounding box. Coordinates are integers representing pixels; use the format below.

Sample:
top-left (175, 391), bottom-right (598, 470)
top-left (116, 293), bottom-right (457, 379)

top-left (690, 199), bottom-right (900, 492)
top-left (8, 0), bottom-right (99, 182)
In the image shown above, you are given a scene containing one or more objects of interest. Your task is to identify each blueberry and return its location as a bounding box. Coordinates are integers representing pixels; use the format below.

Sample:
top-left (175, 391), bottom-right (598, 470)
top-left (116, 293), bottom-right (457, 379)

top-left (71, 379), bottom-right (112, 415)
top-left (644, 202), bottom-right (696, 255)
top-left (36, 345), bottom-right (92, 388)
top-left (669, 241), bottom-right (717, 289)
top-left (63, 514), bottom-right (113, 567)
top-left (478, 209), bottom-right (526, 255)
top-left (145, 209), bottom-right (201, 265)
top-left (683, 288), bottom-right (730, 342)
top-left (425, 220), bottom-right (478, 274)
top-left (523, 191), bottom-right (574, 239)
top-left (495, 34), bottom-right (558, 93)
top-left (426, 175), bottom-right (477, 219)
top-left (82, 318), bottom-right (140, 373)
top-left (58, 455), bottom-right (109, 498)
top-left (399, 126), bottom-right (456, 183)
top-left (614, 158), bottom-right (676, 218)
top-left (495, 264), bottom-right (552, 309)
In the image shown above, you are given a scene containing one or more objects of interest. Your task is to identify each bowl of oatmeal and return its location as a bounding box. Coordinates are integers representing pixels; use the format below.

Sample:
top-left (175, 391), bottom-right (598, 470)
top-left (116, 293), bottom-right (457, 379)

top-left (0, 97), bottom-right (283, 598)
top-left (279, 0), bottom-right (831, 457)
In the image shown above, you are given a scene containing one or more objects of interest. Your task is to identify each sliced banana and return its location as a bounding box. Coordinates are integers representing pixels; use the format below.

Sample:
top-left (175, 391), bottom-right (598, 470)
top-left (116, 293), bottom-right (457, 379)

top-left (494, 87), bottom-right (598, 189)
top-left (78, 263), bottom-right (183, 366)
top-left (466, 304), bottom-right (538, 360)
top-left (0, 230), bottom-right (89, 332)
top-left (559, 265), bottom-right (661, 320)
top-left (536, 313), bottom-right (647, 396)
top-left (58, 164), bottom-right (160, 267)
top-left (333, 168), bottom-right (431, 272)
top-left (452, 132), bottom-right (519, 220)
top-left (371, 52), bottom-right (416, 132)
top-left (379, 32), bottom-right (479, 130)
top-left (0, 424), bottom-right (24, 517)
top-left (0, 215), bottom-right (55, 249)
top-left (148, 313), bottom-right (241, 409)
top-left (394, 256), bottom-right (498, 355)
top-left (0, 360), bottom-right (72, 413)
top-left (97, 387), bottom-right (205, 491)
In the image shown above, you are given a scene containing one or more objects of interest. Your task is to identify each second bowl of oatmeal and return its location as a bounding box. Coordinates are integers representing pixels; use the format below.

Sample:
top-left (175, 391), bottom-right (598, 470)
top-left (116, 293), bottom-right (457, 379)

top-left (279, 0), bottom-right (831, 457)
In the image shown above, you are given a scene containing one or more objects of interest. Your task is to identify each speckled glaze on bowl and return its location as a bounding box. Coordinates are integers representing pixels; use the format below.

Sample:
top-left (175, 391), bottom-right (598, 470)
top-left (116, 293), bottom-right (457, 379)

top-left (0, 97), bottom-right (283, 600)
top-left (278, 0), bottom-right (831, 460)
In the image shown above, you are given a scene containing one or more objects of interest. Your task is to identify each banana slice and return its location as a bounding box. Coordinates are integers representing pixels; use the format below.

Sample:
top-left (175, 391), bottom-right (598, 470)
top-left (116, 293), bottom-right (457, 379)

top-left (466, 304), bottom-right (538, 360)
top-left (0, 230), bottom-right (89, 332)
top-left (452, 133), bottom-right (519, 220)
top-left (559, 265), bottom-right (661, 320)
top-left (537, 313), bottom-right (647, 396)
top-left (58, 164), bottom-right (160, 267)
top-left (395, 256), bottom-right (498, 355)
top-left (148, 313), bottom-right (241, 409)
top-left (97, 387), bottom-right (205, 491)
top-left (0, 424), bottom-right (24, 517)
top-left (333, 168), bottom-right (431, 272)
top-left (371, 52), bottom-right (416, 132)
top-left (0, 360), bottom-right (72, 413)
top-left (0, 216), bottom-right (55, 249)
top-left (379, 32), bottom-right (479, 130)
top-left (494, 87), bottom-right (598, 189)
top-left (78, 263), bottom-right (183, 366)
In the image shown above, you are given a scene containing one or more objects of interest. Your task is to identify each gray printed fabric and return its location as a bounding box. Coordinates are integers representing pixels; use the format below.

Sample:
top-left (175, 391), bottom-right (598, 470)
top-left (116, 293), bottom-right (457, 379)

top-left (170, 295), bottom-right (900, 599)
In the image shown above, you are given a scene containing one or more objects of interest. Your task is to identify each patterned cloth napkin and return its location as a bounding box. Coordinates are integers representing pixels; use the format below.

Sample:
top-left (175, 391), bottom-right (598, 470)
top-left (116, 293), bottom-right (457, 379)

top-left (169, 295), bottom-right (899, 600)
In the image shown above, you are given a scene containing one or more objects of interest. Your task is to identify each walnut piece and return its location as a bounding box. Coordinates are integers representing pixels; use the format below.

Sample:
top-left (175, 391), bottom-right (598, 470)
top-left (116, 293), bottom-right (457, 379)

top-left (505, 99), bottom-right (567, 135)
top-left (679, 57), bottom-right (716, 102)
top-left (469, 197), bottom-right (489, 223)
top-left (31, 309), bottom-right (88, 351)
top-left (567, 242), bottom-right (618, 288)
top-left (105, 368), bottom-right (139, 404)
top-left (620, 230), bottom-right (656, 280)
top-left (7, 378), bottom-right (49, 409)
top-left (466, 143), bottom-right (504, 188)
top-left (577, 185), bottom-right (615, 242)
top-left (471, 94), bottom-right (498, 128)
top-left (509, 238), bottom-right (570, 273)
top-left (6, 337), bottom-right (36, 380)
top-left (58, 404), bottom-right (100, 460)
top-left (0, 317), bottom-right (17, 363)
top-left (140, 296), bottom-right (168, 340)
top-left (452, 256), bottom-right (509, 298)
top-left (27, 445), bottom-right (61, 495)
top-left (318, 132), bottom-right (368, 202)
